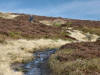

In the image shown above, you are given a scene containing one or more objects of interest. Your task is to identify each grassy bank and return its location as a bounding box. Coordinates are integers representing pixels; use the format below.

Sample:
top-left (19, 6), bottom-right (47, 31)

top-left (49, 41), bottom-right (100, 75)
top-left (0, 39), bottom-right (70, 75)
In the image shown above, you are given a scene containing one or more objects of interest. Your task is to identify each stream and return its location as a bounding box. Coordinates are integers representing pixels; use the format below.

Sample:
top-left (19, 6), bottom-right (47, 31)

top-left (23, 48), bottom-right (57, 75)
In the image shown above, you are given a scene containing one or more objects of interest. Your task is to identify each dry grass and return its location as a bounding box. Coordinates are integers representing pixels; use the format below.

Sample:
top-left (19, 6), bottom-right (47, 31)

top-left (76, 26), bottom-right (100, 36)
top-left (67, 29), bottom-right (99, 42)
top-left (49, 57), bottom-right (100, 75)
top-left (0, 12), bottom-right (19, 19)
top-left (0, 39), bottom-right (70, 75)
top-left (39, 19), bottom-right (66, 26)
top-left (49, 41), bottom-right (100, 75)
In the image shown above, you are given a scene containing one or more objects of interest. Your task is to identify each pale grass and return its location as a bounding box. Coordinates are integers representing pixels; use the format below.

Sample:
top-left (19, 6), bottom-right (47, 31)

top-left (0, 39), bottom-right (70, 75)
top-left (0, 12), bottom-right (19, 19)
top-left (39, 19), bottom-right (66, 26)
top-left (67, 30), bottom-right (99, 42)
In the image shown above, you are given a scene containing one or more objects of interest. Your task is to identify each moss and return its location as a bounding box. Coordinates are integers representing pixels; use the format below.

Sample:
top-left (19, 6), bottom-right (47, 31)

top-left (54, 23), bottom-right (61, 26)
top-left (8, 32), bottom-right (22, 38)
top-left (66, 38), bottom-right (74, 41)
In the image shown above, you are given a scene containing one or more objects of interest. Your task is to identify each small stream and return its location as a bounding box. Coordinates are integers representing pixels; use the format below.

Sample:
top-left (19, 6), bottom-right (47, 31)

top-left (23, 48), bottom-right (57, 75)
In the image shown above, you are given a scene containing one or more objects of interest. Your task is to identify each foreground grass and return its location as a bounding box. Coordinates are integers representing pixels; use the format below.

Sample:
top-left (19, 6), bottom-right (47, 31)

top-left (49, 41), bottom-right (100, 75)
top-left (0, 39), bottom-right (70, 75)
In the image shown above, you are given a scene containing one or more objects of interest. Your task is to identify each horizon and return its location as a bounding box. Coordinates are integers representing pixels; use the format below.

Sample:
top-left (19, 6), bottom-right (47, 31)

top-left (0, 0), bottom-right (100, 20)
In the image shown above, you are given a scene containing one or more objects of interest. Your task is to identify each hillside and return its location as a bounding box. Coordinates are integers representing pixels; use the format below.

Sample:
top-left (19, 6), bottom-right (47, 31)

top-left (0, 12), bottom-right (100, 39)
top-left (49, 40), bottom-right (100, 75)
top-left (0, 12), bottom-right (100, 75)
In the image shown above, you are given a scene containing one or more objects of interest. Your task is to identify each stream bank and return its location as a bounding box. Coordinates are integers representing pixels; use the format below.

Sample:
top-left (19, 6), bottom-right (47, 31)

top-left (12, 48), bottom-right (58, 75)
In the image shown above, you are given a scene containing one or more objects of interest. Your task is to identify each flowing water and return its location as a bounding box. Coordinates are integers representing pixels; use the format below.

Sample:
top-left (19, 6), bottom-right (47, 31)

top-left (24, 49), bottom-right (57, 75)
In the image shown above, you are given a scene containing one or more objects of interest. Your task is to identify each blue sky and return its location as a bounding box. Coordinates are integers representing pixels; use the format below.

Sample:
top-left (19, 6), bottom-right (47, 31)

top-left (0, 0), bottom-right (100, 20)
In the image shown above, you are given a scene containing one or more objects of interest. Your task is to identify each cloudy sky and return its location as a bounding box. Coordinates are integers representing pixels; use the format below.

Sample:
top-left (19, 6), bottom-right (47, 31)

top-left (0, 0), bottom-right (100, 20)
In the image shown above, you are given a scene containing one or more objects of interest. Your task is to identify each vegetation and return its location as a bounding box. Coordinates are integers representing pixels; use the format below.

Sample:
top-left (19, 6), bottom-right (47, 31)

top-left (0, 39), bottom-right (69, 75)
top-left (9, 32), bottom-right (22, 38)
top-left (0, 38), bottom-right (5, 43)
top-left (49, 41), bottom-right (100, 75)
top-left (0, 12), bottom-right (18, 19)
top-left (54, 23), bottom-right (61, 26)
top-left (66, 22), bottom-right (72, 29)
top-left (0, 12), bottom-right (100, 75)
top-left (0, 34), bottom-right (7, 44)
top-left (76, 26), bottom-right (100, 36)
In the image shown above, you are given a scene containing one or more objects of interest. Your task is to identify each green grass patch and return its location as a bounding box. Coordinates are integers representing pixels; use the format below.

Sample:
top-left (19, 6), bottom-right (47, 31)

top-left (9, 32), bottom-right (22, 38)
top-left (54, 23), bottom-right (61, 26)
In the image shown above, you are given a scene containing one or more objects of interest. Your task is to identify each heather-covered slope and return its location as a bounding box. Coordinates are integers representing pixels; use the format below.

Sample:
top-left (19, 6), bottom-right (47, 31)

top-left (49, 40), bottom-right (100, 75)
top-left (0, 13), bottom-right (76, 40)
top-left (0, 12), bottom-right (100, 40)
top-left (0, 12), bottom-right (100, 75)
top-left (0, 15), bottom-right (63, 39)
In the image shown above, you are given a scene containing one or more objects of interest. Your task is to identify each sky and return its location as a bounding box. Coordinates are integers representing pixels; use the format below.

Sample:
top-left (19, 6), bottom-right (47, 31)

top-left (0, 0), bottom-right (100, 20)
